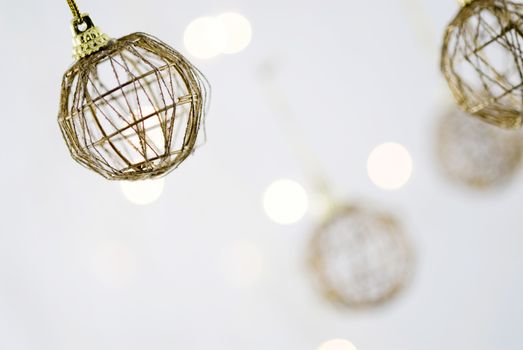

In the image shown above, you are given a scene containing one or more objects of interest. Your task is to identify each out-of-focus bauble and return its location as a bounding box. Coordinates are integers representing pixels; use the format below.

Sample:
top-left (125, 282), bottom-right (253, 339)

top-left (308, 205), bottom-right (413, 309)
top-left (437, 108), bottom-right (523, 188)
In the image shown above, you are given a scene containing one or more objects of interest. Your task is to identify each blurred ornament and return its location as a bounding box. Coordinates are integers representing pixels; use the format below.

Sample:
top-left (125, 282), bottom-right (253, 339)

top-left (58, 0), bottom-right (209, 180)
top-left (437, 108), bottom-right (523, 188)
top-left (258, 61), bottom-right (415, 308)
top-left (308, 204), bottom-right (413, 309)
top-left (441, 0), bottom-right (523, 129)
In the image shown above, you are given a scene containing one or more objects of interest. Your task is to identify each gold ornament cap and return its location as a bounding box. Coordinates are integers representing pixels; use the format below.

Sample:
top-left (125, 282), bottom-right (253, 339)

top-left (458, 0), bottom-right (474, 6)
top-left (71, 14), bottom-right (110, 60)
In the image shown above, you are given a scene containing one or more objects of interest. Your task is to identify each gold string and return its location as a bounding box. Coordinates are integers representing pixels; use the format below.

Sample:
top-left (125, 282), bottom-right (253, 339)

top-left (66, 0), bottom-right (82, 20)
top-left (258, 61), bottom-right (338, 214)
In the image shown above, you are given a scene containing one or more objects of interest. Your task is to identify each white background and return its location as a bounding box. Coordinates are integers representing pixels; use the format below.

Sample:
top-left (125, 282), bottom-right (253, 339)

top-left (0, 0), bottom-right (522, 349)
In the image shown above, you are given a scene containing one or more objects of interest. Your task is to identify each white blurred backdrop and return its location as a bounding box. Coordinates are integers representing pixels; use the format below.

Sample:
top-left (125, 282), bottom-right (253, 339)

top-left (0, 0), bottom-right (523, 349)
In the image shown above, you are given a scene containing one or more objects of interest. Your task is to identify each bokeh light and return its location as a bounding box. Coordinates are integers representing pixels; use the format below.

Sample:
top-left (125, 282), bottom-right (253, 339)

top-left (217, 12), bottom-right (252, 54)
top-left (367, 142), bottom-right (413, 190)
top-left (220, 240), bottom-right (264, 288)
top-left (263, 179), bottom-right (309, 225)
top-left (120, 178), bottom-right (165, 205)
top-left (183, 16), bottom-right (227, 59)
top-left (318, 339), bottom-right (358, 350)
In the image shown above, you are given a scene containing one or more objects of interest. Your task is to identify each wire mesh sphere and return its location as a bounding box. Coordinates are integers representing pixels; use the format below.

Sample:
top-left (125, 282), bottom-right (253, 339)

top-left (437, 108), bottom-right (523, 188)
top-left (441, 0), bottom-right (523, 129)
top-left (58, 32), bottom-right (209, 180)
top-left (308, 205), bottom-right (413, 309)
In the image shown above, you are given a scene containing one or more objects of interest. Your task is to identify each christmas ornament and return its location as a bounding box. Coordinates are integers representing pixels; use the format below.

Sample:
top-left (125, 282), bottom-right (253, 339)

top-left (308, 204), bottom-right (413, 309)
top-left (437, 107), bottom-right (523, 188)
top-left (58, 1), bottom-right (209, 180)
top-left (441, 0), bottom-right (523, 129)
top-left (259, 61), bottom-right (414, 309)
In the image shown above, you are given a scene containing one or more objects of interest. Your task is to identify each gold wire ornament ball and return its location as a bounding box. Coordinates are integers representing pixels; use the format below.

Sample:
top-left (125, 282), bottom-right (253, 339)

top-left (441, 0), bottom-right (523, 129)
top-left (437, 108), bottom-right (523, 188)
top-left (308, 205), bottom-right (413, 309)
top-left (59, 19), bottom-right (209, 180)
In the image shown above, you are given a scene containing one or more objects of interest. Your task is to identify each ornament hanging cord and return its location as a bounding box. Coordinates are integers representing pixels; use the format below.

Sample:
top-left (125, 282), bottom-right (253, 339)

top-left (399, 0), bottom-right (461, 99)
top-left (66, 0), bottom-right (82, 22)
top-left (400, 0), bottom-right (482, 59)
top-left (258, 61), bottom-right (339, 215)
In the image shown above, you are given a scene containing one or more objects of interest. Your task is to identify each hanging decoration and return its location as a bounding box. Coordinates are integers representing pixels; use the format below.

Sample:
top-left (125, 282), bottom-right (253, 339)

top-left (307, 204), bottom-right (413, 309)
top-left (259, 60), bottom-right (414, 310)
top-left (58, 0), bottom-right (209, 180)
top-left (441, 0), bottom-right (523, 129)
top-left (437, 107), bottom-right (523, 188)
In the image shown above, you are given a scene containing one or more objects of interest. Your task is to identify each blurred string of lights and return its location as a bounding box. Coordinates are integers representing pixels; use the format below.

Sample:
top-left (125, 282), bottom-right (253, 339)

top-left (258, 61), bottom-right (415, 309)
top-left (401, 0), bottom-right (523, 189)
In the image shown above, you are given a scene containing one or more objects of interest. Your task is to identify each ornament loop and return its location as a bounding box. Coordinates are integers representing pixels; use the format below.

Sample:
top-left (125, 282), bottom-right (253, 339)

top-left (66, 0), bottom-right (82, 20)
top-left (71, 13), bottom-right (110, 60)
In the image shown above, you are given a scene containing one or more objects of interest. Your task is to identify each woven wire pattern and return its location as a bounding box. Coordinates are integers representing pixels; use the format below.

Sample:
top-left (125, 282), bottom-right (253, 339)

top-left (308, 205), bottom-right (413, 309)
top-left (437, 108), bottom-right (523, 188)
top-left (59, 33), bottom-right (209, 180)
top-left (441, 0), bottom-right (523, 129)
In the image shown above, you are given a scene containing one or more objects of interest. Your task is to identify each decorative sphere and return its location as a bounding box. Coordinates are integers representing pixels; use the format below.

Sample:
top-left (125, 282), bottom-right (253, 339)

top-left (58, 33), bottom-right (209, 180)
top-left (308, 205), bottom-right (413, 309)
top-left (437, 108), bottom-right (523, 188)
top-left (441, 0), bottom-right (523, 129)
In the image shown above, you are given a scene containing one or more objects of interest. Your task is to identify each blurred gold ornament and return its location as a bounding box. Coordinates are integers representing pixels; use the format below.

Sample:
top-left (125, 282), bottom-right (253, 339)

top-left (308, 204), bottom-right (413, 309)
top-left (437, 108), bottom-right (523, 188)
top-left (441, 0), bottom-right (523, 129)
top-left (58, 1), bottom-right (209, 180)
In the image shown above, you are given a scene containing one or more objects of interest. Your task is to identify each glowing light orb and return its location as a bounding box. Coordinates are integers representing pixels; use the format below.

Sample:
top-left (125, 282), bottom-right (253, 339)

top-left (183, 16), bottom-right (227, 59)
top-left (120, 178), bottom-right (165, 205)
top-left (217, 12), bottom-right (252, 54)
top-left (367, 142), bottom-right (413, 190)
top-left (263, 179), bottom-right (309, 225)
